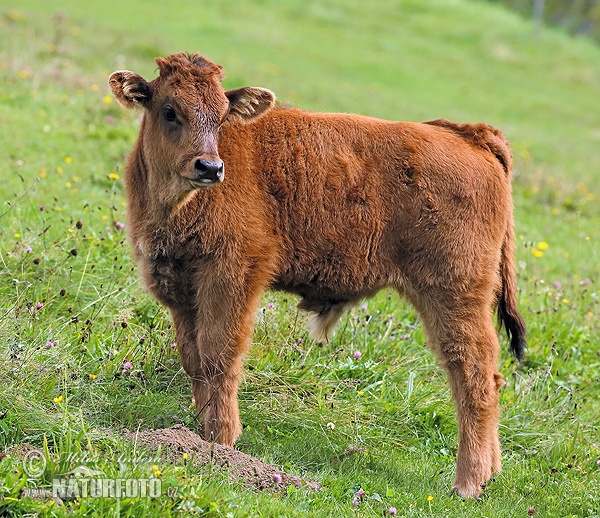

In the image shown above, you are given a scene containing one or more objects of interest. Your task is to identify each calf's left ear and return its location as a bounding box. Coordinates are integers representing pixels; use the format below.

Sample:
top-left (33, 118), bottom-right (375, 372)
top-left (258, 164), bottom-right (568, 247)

top-left (109, 70), bottom-right (152, 109)
top-left (225, 87), bottom-right (276, 123)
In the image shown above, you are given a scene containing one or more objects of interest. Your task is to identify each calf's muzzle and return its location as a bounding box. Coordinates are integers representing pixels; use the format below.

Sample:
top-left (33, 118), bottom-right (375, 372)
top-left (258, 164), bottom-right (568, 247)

top-left (191, 157), bottom-right (224, 186)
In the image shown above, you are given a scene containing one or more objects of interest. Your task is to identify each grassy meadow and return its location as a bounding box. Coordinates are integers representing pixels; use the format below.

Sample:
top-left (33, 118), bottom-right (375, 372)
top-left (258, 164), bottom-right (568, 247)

top-left (0, 0), bottom-right (599, 516)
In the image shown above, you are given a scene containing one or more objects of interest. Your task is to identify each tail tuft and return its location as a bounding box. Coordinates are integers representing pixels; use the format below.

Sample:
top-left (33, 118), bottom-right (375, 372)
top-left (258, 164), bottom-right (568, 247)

top-left (497, 296), bottom-right (527, 360)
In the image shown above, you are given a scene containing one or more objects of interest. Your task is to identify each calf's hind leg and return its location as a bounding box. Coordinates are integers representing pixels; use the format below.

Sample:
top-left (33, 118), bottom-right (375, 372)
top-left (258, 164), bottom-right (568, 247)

top-left (414, 293), bottom-right (503, 499)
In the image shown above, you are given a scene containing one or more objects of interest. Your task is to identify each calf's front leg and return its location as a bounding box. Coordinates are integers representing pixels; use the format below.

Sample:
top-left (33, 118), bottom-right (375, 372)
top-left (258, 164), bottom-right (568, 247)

top-left (171, 298), bottom-right (257, 446)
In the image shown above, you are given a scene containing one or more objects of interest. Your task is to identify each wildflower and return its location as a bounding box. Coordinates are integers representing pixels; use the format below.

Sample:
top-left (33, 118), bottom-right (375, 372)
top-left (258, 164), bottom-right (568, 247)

top-left (53, 395), bottom-right (63, 403)
top-left (88, 374), bottom-right (96, 380)
top-left (170, 342), bottom-right (177, 348)
top-left (389, 507), bottom-right (397, 516)
top-left (14, 233), bottom-right (21, 239)
top-left (90, 84), bottom-right (99, 92)
top-left (562, 298), bottom-right (569, 304)
top-left (528, 506), bottom-right (537, 515)
top-left (427, 495), bottom-right (434, 501)
top-left (45, 341), bottom-right (54, 348)
top-left (56, 166), bottom-right (63, 173)
top-left (64, 156), bottom-right (72, 164)
top-left (25, 247), bottom-right (32, 253)
top-left (297, 338), bottom-right (303, 344)
top-left (36, 302), bottom-right (44, 310)
top-left (272, 473), bottom-right (282, 484)
top-left (360, 304), bottom-right (368, 311)
top-left (326, 422), bottom-right (335, 430)
top-left (103, 96), bottom-right (112, 104)
top-left (182, 452), bottom-right (188, 461)
top-left (108, 173), bottom-right (119, 180)
top-left (357, 488), bottom-right (366, 501)
top-left (353, 350), bottom-right (362, 360)
top-left (65, 182), bottom-right (72, 189)
top-left (553, 281), bottom-right (561, 289)
top-left (352, 497), bottom-right (359, 507)
top-left (266, 302), bottom-right (275, 309)
top-left (357, 390), bottom-right (364, 396)
top-left (18, 69), bottom-right (28, 78)
top-left (532, 249), bottom-right (543, 258)
top-left (153, 465), bottom-right (162, 477)
top-left (123, 361), bottom-right (133, 370)
top-left (39, 205), bottom-right (45, 211)
top-left (581, 278), bottom-right (591, 286)
top-left (537, 242), bottom-right (548, 250)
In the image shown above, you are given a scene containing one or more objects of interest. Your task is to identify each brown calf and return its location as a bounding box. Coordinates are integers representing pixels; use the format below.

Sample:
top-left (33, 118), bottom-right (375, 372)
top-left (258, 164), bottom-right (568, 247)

top-left (110, 52), bottom-right (526, 499)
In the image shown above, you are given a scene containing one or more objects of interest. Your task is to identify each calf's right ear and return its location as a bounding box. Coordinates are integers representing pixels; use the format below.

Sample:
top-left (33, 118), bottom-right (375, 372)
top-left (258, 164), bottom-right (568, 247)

top-left (109, 71), bottom-right (152, 109)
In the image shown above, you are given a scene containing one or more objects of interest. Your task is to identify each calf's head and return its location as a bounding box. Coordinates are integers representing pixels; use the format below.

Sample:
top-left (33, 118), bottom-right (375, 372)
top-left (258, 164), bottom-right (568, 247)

top-left (109, 53), bottom-right (275, 188)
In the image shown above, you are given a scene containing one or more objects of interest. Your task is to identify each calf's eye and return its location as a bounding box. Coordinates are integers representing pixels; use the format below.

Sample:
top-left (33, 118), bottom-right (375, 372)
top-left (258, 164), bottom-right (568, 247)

top-left (163, 106), bottom-right (178, 122)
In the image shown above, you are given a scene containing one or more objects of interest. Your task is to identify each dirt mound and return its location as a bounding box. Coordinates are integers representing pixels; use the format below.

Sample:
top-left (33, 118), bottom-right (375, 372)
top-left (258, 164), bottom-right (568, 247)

top-left (131, 424), bottom-right (321, 492)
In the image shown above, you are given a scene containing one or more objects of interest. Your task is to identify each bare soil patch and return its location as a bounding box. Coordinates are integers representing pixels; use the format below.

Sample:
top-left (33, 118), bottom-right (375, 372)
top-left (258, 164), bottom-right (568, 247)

top-left (131, 424), bottom-right (321, 492)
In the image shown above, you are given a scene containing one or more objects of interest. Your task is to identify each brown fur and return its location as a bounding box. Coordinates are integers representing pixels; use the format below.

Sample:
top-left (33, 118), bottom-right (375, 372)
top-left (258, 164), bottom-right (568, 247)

top-left (110, 53), bottom-right (526, 499)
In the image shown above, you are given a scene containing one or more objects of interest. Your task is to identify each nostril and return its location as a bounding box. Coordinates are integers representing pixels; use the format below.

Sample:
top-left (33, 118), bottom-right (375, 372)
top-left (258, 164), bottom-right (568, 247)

top-left (194, 158), bottom-right (209, 174)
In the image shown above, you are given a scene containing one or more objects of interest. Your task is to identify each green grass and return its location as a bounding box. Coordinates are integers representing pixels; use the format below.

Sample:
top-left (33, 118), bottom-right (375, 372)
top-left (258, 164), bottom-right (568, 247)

top-left (1, 0), bottom-right (599, 516)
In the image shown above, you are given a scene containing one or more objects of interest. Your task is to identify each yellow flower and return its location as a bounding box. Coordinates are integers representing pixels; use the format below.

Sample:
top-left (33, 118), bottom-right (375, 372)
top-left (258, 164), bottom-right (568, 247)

top-left (183, 452), bottom-right (189, 461)
top-left (53, 396), bottom-right (63, 403)
top-left (152, 465), bottom-right (161, 477)
top-left (547, 292), bottom-right (553, 297)
top-left (562, 298), bottom-right (569, 304)
top-left (68, 228), bottom-right (74, 233)
top-left (90, 84), bottom-right (100, 92)
top-left (532, 249), bottom-right (543, 258)
top-left (72, 176), bottom-right (79, 182)
top-left (357, 390), bottom-right (364, 396)
top-left (56, 166), bottom-right (63, 174)
top-left (108, 173), bottom-right (120, 180)
top-left (102, 215), bottom-right (109, 221)
top-left (18, 69), bottom-right (29, 78)
top-left (537, 241), bottom-right (549, 250)
top-left (65, 182), bottom-right (72, 188)
top-left (103, 96), bottom-right (112, 104)
top-left (14, 233), bottom-right (21, 239)
top-left (64, 156), bottom-right (72, 164)
top-left (89, 374), bottom-right (97, 380)
top-left (428, 495), bottom-right (434, 501)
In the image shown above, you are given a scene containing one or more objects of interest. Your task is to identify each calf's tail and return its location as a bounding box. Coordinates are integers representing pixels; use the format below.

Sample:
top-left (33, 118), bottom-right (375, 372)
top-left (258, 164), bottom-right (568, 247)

top-left (497, 222), bottom-right (527, 360)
